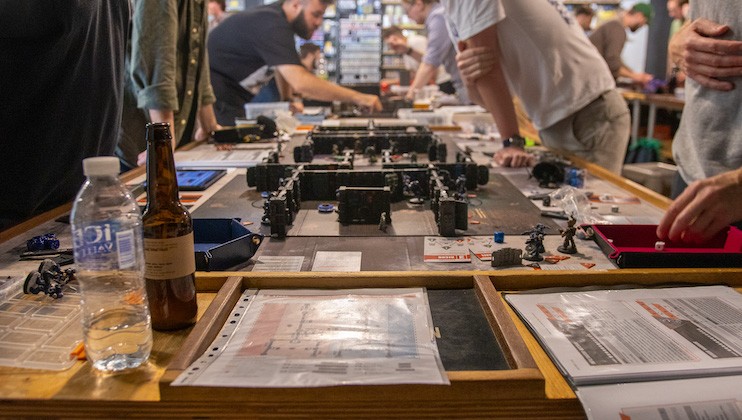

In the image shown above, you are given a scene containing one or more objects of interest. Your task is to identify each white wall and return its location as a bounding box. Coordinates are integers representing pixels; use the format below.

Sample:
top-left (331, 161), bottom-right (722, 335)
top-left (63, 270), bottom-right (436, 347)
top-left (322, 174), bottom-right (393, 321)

top-left (620, 1), bottom-right (650, 74)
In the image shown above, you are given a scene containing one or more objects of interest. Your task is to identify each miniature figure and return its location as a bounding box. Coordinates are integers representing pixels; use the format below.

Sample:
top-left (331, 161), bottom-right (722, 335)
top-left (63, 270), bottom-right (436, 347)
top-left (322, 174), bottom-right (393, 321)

top-left (331, 143), bottom-right (340, 156)
top-left (557, 216), bottom-right (578, 254)
top-left (455, 174), bottom-right (467, 198)
top-left (365, 145), bottom-right (377, 164)
top-left (261, 192), bottom-right (275, 225)
top-left (523, 223), bottom-right (548, 261)
top-left (403, 174), bottom-right (424, 204)
top-left (378, 212), bottom-right (389, 232)
top-left (24, 259), bottom-right (76, 299)
top-left (410, 151), bottom-right (418, 163)
top-left (388, 139), bottom-right (398, 155)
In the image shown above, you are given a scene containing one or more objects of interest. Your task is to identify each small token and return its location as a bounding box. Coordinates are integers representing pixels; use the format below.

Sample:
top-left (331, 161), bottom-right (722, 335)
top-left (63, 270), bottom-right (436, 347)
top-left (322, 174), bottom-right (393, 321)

top-left (318, 203), bottom-right (335, 213)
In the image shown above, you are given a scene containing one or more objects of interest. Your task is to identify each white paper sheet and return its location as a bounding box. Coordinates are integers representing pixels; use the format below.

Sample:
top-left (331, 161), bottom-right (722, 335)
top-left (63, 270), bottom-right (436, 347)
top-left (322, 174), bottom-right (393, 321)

top-left (252, 256), bottom-right (305, 272)
top-left (174, 144), bottom-right (272, 168)
top-left (311, 251), bottom-right (362, 272)
top-left (172, 288), bottom-right (449, 387)
top-left (577, 376), bottom-right (742, 420)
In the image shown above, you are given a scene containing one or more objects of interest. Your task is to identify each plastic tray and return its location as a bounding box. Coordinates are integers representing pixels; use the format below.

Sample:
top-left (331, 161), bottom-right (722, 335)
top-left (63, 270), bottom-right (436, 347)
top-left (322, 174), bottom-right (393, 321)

top-left (193, 219), bottom-right (264, 271)
top-left (591, 224), bottom-right (742, 268)
top-left (0, 276), bottom-right (82, 371)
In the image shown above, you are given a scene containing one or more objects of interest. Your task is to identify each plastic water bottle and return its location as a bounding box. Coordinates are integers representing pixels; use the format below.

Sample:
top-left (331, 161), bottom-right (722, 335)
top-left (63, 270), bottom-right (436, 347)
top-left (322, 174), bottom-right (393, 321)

top-left (71, 156), bottom-right (153, 372)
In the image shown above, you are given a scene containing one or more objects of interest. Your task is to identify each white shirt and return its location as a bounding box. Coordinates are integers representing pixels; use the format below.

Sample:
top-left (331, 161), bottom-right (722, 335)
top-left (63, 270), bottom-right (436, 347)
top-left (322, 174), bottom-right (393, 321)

top-left (441, 0), bottom-right (615, 129)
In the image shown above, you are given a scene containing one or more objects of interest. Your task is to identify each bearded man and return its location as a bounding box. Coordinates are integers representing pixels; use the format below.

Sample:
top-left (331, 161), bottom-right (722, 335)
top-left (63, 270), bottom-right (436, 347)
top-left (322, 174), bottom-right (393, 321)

top-left (589, 3), bottom-right (655, 85)
top-left (208, 0), bottom-right (381, 125)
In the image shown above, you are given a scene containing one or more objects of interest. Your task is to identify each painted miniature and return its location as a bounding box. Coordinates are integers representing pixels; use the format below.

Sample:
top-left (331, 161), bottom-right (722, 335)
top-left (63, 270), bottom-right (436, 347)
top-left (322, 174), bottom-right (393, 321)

top-left (557, 216), bottom-right (578, 254)
top-left (523, 223), bottom-right (548, 261)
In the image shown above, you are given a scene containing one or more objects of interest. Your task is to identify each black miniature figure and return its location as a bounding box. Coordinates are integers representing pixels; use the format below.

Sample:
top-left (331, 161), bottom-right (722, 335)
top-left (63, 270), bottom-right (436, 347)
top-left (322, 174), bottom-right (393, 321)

top-left (409, 151), bottom-right (418, 163)
top-left (403, 174), bottom-right (424, 204)
top-left (261, 192), bottom-right (275, 225)
top-left (389, 139), bottom-right (398, 155)
top-left (557, 216), bottom-right (578, 254)
top-left (378, 211), bottom-right (389, 232)
top-left (455, 174), bottom-right (467, 198)
top-left (365, 145), bottom-right (377, 164)
top-left (24, 259), bottom-right (76, 299)
top-left (523, 223), bottom-right (548, 261)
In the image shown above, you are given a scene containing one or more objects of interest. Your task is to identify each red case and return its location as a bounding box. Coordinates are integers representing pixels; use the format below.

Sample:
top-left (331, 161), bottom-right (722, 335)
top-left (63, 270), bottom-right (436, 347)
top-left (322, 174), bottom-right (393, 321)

top-left (590, 224), bottom-right (742, 268)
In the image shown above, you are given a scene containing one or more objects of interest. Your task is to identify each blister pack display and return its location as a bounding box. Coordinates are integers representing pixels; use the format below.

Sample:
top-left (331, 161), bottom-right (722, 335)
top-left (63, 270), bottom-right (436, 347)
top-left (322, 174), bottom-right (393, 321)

top-left (0, 275), bottom-right (82, 371)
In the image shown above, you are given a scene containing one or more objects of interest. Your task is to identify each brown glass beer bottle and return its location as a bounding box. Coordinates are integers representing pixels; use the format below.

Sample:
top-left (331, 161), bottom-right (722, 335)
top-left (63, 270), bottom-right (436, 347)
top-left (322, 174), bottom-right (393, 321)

top-left (142, 123), bottom-right (198, 330)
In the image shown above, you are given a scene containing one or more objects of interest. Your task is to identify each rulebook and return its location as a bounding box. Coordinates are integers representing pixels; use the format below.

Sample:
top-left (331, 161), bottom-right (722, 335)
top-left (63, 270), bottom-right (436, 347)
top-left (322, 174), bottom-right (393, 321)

top-left (505, 285), bottom-right (742, 386)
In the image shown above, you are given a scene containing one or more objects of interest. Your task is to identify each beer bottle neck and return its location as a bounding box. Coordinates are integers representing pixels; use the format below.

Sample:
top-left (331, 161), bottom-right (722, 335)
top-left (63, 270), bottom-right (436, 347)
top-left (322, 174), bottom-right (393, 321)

top-left (145, 134), bottom-right (180, 208)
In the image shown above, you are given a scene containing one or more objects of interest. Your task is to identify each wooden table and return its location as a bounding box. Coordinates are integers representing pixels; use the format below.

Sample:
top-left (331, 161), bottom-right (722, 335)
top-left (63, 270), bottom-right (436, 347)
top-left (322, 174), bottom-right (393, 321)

top-left (0, 125), bottom-right (732, 419)
top-left (621, 90), bottom-right (685, 146)
top-left (2, 270), bottom-right (741, 418)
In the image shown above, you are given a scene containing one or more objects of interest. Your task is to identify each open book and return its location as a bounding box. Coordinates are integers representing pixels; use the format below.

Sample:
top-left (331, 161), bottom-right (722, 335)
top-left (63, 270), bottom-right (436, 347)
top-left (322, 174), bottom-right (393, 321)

top-left (505, 285), bottom-right (742, 387)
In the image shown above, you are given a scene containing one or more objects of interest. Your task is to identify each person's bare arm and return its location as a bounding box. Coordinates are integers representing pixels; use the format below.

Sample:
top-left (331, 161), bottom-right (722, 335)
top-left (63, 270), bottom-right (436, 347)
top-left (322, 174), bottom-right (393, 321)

top-left (458, 25), bottom-right (518, 139)
top-left (670, 18), bottom-right (742, 91)
top-left (405, 62), bottom-right (438, 100)
top-left (276, 64), bottom-right (381, 112)
top-left (135, 109), bottom-right (175, 166)
top-left (386, 37), bottom-right (424, 62)
top-left (274, 71), bottom-right (294, 101)
top-left (657, 168), bottom-right (742, 244)
top-left (406, 47), bottom-right (424, 63)
top-left (618, 66), bottom-right (654, 84)
top-left (193, 105), bottom-right (221, 141)
top-left (457, 25), bottom-right (532, 167)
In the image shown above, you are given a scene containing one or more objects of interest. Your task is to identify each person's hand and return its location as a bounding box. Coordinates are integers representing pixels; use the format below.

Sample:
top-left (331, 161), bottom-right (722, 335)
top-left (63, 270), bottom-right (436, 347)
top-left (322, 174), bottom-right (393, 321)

top-left (194, 123), bottom-right (222, 142)
top-left (455, 44), bottom-right (496, 84)
top-left (657, 168), bottom-right (742, 244)
top-left (289, 100), bottom-right (304, 114)
top-left (494, 147), bottom-right (535, 168)
top-left (634, 72), bottom-right (654, 85)
top-left (404, 88), bottom-right (416, 102)
top-left (354, 93), bottom-right (382, 113)
top-left (136, 150), bottom-right (147, 167)
top-left (670, 18), bottom-right (742, 91)
top-left (386, 37), bottom-right (408, 55)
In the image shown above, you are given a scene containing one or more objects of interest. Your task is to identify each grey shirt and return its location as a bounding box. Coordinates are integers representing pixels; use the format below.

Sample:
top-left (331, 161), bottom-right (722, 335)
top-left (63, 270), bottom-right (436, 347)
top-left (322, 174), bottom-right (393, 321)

top-left (673, 1), bottom-right (742, 183)
top-left (422, 3), bottom-right (468, 103)
top-left (117, 0), bottom-right (216, 168)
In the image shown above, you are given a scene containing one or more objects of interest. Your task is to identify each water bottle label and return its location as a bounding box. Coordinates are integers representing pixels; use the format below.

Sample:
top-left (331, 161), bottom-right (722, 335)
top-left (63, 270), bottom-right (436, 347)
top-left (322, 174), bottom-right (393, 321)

top-left (144, 233), bottom-right (196, 280)
top-left (116, 229), bottom-right (136, 269)
top-left (73, 223), bottom-right (137, 269)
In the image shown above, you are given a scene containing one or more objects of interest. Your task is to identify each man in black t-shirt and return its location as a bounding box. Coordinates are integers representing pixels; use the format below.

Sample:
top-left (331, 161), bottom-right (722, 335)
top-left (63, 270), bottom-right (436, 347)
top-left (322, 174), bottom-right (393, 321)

top-left (208, 0), bottom-right (382, 126)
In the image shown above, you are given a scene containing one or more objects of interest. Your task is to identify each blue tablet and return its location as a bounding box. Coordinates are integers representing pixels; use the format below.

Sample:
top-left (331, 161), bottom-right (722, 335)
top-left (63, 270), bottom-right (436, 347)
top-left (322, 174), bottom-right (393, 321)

top-left (176, 170), bottom-right (226, 191)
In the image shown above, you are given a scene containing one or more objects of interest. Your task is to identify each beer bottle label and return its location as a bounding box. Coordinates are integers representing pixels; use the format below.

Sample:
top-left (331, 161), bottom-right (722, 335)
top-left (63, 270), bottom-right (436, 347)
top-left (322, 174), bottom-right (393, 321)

top-left (144, 233), bottom-right (196, 279)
